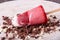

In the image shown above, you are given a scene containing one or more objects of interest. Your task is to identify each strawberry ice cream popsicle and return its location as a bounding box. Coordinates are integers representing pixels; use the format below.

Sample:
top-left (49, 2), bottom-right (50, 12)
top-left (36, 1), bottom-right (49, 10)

top-left (12, 5), bottom-right (47, 26)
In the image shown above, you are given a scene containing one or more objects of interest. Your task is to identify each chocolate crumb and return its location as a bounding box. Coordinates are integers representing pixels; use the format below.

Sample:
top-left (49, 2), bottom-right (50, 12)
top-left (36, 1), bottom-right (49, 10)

top-left (6, 28), bottom-right (12, 33)
top-left (3, 22), bottom-right (8, 25)
top-left (59, 29), bottom-right (60, 31)
top-left (8, 38), bottom-right (13, 40)
top-left (0, 32), bottom-right (1, 34)
top-left (1, 15), bottom-right (60, 40)
top-left (17, 14), bottom-right (20, 16)
top-left (2, 26), bottom-right (8, 29)
top-left (50, 15), bottom-right (57, 19)
top-left (2, 16), bottom-right (8, 20)
top-left (2, 16), bottom-right (12, 25)
top-left (50, 15), bottom-right (53, 17)
top-left (53, 16), bottom-right (57, 19)
top-left (1, 37), bottom-right (5, 40)
top-left (35, 36), bottom-right (39, 39)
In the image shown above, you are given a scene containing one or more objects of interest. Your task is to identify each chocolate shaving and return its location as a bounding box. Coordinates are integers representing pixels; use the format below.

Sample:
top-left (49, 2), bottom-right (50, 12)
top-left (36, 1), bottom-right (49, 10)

top-left (0, 15), bottom-right (60, 40)
top-left (50, 15), bottom-right (57, 19)
top-left (59, 29), bottom-right (60, 31)
top-left (2, 26), bottom-right (8, 29)
top-left (1, 37), bottom-right (5, 40)
top-left (2, 16), bottom-right (12, 25)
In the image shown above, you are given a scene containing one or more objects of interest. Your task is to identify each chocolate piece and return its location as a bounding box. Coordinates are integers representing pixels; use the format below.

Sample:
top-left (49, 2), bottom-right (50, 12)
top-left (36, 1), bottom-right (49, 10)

top-left (8, 38), bottom-right (13, 40)
top-left (2, 16), bottom-right (8, 20)
top-left (2, 16), bottom-right (12, 25)
top-left (50, 15), bottom-right (57, 19)
top-left (3, 22), bottom-right (8, 25)
top-left (59, 29), bottom-right (60, 31)
top-left (2, 26), bottom-right (8, 29)
top-left (1, 37), bottom-right (5, 40)
top-left (6, 28), bottom-right (12, 33)
top-left (35, 36), bottom-right (39, 39)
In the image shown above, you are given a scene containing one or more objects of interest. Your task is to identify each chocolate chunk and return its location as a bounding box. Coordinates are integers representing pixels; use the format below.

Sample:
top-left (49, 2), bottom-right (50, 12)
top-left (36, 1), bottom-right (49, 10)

top-left (59, 29), bottom-right (60, 31)
top-left (50, 15), bottom-right (53, 17)
top-left (6, 28), bottom-right (12, 33)
top-left (2, 26), bottom-right (8, 29)
top-left (1, 37), bottom-right (5, 40)
top-left (3, 22), bottom-right (8, 25)
top-left (50, 15), bottom-right (57, 19)
top-left (35, 36), bottom-right (39, 39)
top-left (2, 16), bottom-right (8, 20)
top-left (17, 14), bottom-right (20, 16)
top-left (53, 16), bottom-right (57, 19)
top-left (8, 38), bottom-right (14, 40)
top-left (2, 16), bottom-right (12, 25)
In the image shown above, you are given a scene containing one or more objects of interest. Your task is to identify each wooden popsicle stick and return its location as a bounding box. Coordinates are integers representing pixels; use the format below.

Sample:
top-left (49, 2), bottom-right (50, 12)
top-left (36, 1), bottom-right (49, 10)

top-left (47, 8), bottom-right (60, 15)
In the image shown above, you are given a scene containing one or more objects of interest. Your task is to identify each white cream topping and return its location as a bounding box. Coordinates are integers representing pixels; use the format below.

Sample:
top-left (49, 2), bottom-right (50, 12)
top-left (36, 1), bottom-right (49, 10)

top-left (12, 15), bottom-right (19, 26)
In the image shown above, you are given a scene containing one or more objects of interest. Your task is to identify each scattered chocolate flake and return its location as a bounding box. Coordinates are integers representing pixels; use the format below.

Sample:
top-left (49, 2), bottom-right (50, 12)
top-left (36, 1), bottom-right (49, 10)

top-left (1, 15), bottom-right (60, 40)
top-left (53, 16), bottom-right (57, 19)
top-left (35, 36), bottom-right (39, 39)
top-left (2, 16), bottom-right (12, 25)
top-left (8, 38), bottom-right (12, 40)
top-left (50, 15), bottom-right (57, 19)
top-left (59, 29), bottom-right (60, 31)
top-left (6, 28), bottom-right (12, 33)
top-left (17, 14), bottom-right (20, 16)
top-left (2, 16), bottom-right (8, 20)
top-left (2, 26), bottom-right (8, 29)
top-left (8, 38), bottom-right (14, 40)
top-left (0, 32), bottom-right (1, 34)
top-left (3, 22), bottom-right (7, 25)
top-left (56, 21), bottom-right (60, 26)
top-left (50, 15), bottom-right (53, 17)
top-left (1, 37), bottom-right (5, 40)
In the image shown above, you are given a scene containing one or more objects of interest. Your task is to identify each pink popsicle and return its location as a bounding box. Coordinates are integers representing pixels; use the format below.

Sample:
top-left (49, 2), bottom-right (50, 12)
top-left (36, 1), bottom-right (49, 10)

top-left (17, 5), bottom-right (47, 26)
